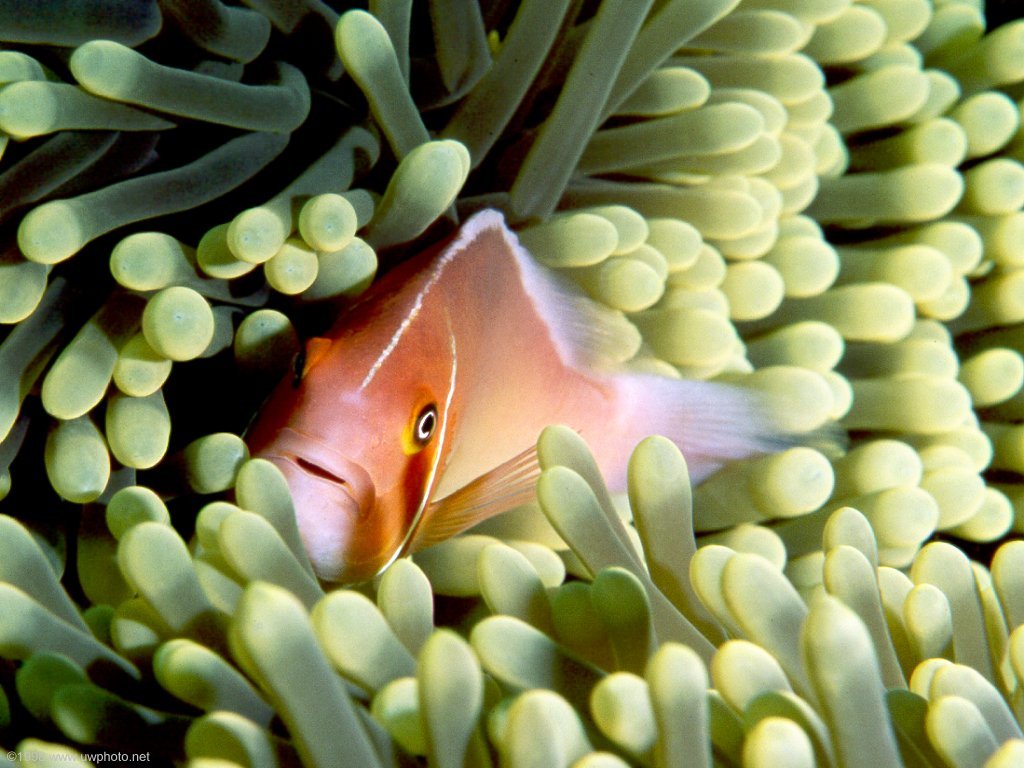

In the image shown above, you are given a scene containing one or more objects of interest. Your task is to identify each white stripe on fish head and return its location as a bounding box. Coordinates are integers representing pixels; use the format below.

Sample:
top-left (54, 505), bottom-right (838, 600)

top-left (358, 219), bottom-right (481, 391)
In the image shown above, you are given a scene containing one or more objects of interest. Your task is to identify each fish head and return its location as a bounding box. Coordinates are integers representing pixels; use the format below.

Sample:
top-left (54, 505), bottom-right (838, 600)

top-left (245, 304), bottom-right (457, 584)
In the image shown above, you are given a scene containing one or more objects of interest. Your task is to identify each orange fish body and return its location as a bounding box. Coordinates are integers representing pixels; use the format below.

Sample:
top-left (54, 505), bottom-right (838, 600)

top-left (246, 210), bottom-right (779, 583)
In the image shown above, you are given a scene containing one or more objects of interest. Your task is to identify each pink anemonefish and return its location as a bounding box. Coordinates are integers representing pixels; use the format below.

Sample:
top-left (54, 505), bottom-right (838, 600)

top-left (246, 209), bottom-right (786, 583)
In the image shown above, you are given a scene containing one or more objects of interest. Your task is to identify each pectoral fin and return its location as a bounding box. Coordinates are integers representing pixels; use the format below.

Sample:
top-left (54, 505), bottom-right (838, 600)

top-left (407, 445), bottom-right (541, 552)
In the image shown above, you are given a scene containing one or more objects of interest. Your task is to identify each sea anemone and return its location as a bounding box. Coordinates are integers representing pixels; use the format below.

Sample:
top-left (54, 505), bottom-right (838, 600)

top-left (3, 0), bottom-right (1024, 766)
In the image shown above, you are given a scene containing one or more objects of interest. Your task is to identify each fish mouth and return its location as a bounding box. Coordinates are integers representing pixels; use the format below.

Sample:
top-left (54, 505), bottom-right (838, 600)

top-left (291, 455), bottom-right (350, 492)
top-left (249, 428), bottom-right (383, 582)
top-left (263, 452), bottom-right (370, 582)
top-left (252, 428), bottom-right (376, 514)
top-left (267, 452), bottom-right (372, 520)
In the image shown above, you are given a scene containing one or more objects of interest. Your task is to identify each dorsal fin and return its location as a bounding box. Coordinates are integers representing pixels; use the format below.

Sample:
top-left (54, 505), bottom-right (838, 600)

top-left (465, 209), bottom-right (643, 370)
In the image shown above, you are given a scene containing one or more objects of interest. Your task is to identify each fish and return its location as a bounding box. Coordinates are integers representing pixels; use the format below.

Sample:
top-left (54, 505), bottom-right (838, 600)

top-left (245, 209), bottom-right (785, 583)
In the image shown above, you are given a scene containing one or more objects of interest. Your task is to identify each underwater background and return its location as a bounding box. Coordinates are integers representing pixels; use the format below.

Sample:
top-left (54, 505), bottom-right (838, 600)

top-left (3, 0), bottom-right (1024, 765)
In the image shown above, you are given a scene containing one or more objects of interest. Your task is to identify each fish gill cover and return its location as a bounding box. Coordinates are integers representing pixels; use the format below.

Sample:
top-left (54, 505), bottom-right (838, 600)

top-left (1, 0), bottom-right (1024, 765)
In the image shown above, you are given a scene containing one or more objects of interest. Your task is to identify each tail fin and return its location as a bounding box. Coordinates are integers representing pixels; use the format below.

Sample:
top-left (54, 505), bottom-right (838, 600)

top-left (613, 373), bottom-right (836, 485)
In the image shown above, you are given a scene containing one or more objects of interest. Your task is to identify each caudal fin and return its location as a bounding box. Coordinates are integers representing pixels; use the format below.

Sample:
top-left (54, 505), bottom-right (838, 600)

top-left (613, 373), bottom-right (827, 485)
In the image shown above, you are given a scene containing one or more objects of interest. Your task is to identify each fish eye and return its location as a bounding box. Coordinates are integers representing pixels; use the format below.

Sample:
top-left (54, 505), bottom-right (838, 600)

top-left (291, 347), bottom-right (307, 389)
top-left (413, 403), bottom-right (438, 446)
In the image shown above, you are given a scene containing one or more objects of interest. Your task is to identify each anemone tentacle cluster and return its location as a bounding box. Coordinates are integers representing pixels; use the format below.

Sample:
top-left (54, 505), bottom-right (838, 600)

top-left (3, 0), bottom-right (1024, 766)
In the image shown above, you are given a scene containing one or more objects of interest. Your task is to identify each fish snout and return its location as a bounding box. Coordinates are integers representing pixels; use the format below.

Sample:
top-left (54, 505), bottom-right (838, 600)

top-left (255, 435), bottom-right (379, 581)
top-left (287, 453), bottom-right (376, 517)
top-left (251, 427), bottom-right (376, 517)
